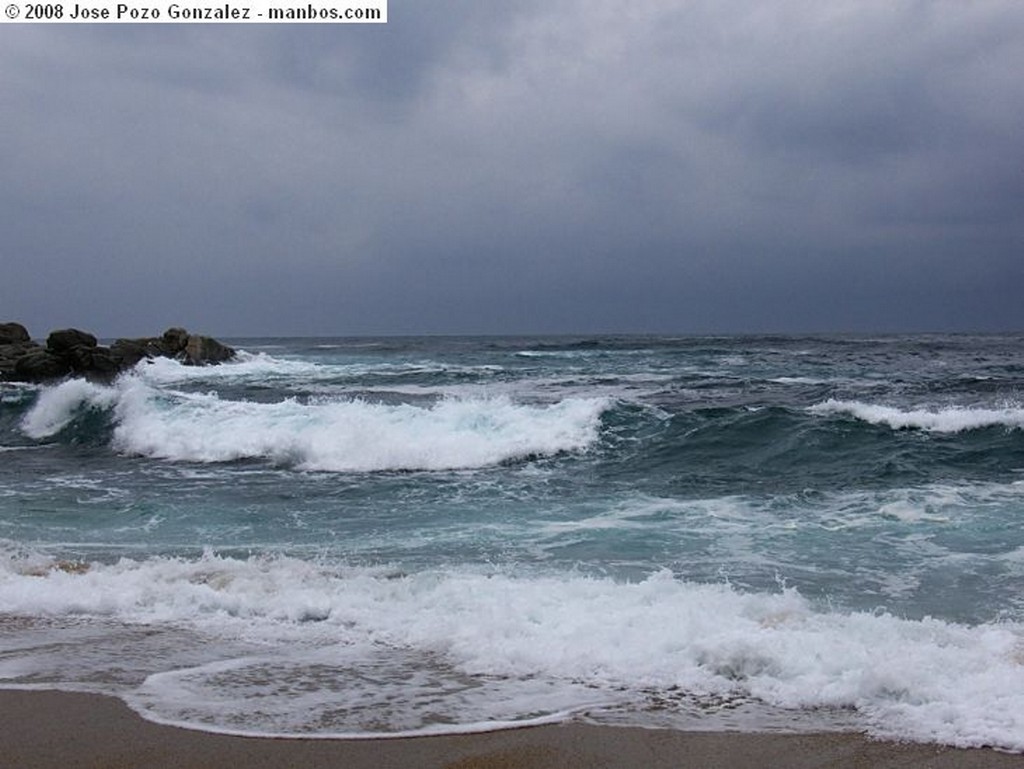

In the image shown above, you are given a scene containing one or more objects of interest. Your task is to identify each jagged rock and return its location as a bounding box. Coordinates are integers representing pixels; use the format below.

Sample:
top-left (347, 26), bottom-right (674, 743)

top-left (47, 328), bottom-right (98, 354)
top-left (0, 323), bottom-right (30, 345)
top-left (183, 334), bottom-right (235, 365)
top-left (14, 350), bottom-right (71, 380)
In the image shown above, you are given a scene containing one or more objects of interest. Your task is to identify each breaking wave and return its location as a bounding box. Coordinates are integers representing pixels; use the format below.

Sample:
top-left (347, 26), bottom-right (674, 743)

top-left (19, 373), bottom-right (609, 472)
top-left (1, 547), bottom-right (1023, 747)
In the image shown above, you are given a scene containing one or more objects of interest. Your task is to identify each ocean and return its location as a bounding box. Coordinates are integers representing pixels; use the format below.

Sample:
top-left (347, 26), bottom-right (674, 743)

top-left (2, 334), bottom-right (1023, 749)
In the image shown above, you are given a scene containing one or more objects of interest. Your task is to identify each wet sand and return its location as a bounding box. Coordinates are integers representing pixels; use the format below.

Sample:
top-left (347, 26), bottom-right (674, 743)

top-left (1, 689), bottom-right (1022, 769)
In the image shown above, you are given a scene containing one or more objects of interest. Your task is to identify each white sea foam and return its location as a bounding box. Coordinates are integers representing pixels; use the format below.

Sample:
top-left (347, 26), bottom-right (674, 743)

top-left (20, 376), bottom-right (608, 471)
top-left (1, 549), bottom-right (1023, 748)
top-left (106, 351), bottom-right (674, 406)
top-left (809, 399), bottom-right (1024, 432)
top-left (134, 353), bottom-right (508, 389)
top-left (133, 352), bottom-right (349, 387)
top-left (768, 376), bottom-right (829, 385)
top-left (128, 653), bottom-right (603, 738)
top-left (567, 483), bottom-right (1024, 536)
top-left (1, 383), bottom-right (42, 407)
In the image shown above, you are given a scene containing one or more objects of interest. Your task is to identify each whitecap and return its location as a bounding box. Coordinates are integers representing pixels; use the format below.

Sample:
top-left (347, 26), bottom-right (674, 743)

top-left (19, 374), bottom-right (609, 471)
top-left (808, 399), bottom-right (1024, 432)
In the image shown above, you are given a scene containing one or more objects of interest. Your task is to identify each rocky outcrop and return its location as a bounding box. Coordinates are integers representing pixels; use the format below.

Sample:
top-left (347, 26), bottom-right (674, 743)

top-left (46, 328), bottom-right (98, 354)
top-left (183, 334), bottom-right (235, 366)
top-left (0, 323), bottom-right (41, 380)
top-left (13, 350), bottom-right (70, 380)
top-left (0, 323), bottom-right (236, 383)
top-left (0, 323), bottom-right (30, 345)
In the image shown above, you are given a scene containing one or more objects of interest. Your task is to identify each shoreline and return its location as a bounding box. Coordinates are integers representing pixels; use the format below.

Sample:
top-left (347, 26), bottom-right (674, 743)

top-left (2, 690), bottom-right (1022, 769)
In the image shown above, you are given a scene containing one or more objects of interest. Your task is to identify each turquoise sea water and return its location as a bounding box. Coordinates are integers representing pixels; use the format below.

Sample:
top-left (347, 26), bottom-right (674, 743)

top-left (2, 334), bottom-right (1024, 747)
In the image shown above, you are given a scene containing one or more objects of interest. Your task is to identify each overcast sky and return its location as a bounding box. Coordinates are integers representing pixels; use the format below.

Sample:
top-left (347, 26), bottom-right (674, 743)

top-left (2, 1), bottom-right (1022, 337)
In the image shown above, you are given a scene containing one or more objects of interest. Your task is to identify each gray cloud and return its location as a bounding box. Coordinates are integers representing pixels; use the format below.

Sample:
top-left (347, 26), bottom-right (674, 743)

top-left (1, 0), bottom-right (1022, 337)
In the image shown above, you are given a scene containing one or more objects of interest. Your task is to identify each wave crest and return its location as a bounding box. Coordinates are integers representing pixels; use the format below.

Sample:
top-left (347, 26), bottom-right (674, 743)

top-left (20, 376), bottom-right (608, 471)
top-left (809, 399), bottom-right (1024, 432)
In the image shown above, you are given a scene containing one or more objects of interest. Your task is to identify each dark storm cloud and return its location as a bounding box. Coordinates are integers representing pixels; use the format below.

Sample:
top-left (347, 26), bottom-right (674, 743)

top-left (1, 1), bottom-right (1021, 336)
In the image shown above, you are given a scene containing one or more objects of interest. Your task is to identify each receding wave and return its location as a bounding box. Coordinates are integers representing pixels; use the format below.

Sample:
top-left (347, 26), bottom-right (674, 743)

top-left (19, 375), bottom-right (609, 471)
top-left (809, 399), bottom-right (1024, 432)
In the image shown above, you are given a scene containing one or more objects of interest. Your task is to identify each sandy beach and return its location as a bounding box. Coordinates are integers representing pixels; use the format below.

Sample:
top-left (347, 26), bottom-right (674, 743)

top-left (1, 689), bottom-right (1021, 769)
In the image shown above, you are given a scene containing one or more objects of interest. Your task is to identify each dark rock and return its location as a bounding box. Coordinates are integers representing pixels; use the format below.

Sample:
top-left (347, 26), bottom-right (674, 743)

top-left (110, 338), bottom-right (161, 368)
top-left (84, 346), bottom-right (121, 379)
top-left (1, 322), bottom-right (234, 382)
top-left (47, 328), bottom-right (98, 354)
top-left (14, 350), bottom-right (71, 380)
top-left (63, 345), bottom-right (94, 372)
top-left (161, 327), bottom-right (190, 354)
top-left (63, 345), bottom-right (121, 380)
top-left (0, 322), bottom-right (31, 345)
top-left (0, 341), bottom-right (40, 362)
top-left (0, 341), bottom-right (43, 379)
top-left (183, 334), bottom-right (235, 365)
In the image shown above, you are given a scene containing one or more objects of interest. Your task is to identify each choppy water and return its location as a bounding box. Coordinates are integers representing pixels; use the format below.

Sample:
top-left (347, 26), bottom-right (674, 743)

top-left (2, 334), bottom-right (1024, 748)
